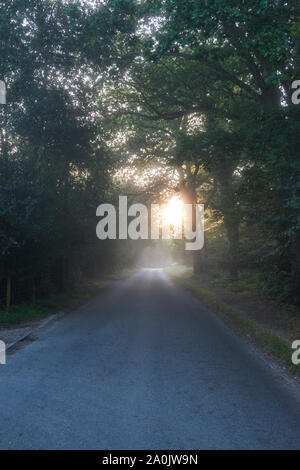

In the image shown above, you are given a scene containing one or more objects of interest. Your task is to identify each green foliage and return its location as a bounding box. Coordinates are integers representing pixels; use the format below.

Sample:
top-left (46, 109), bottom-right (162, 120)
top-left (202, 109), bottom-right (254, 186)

top-left (0, 302), bottom-right (52, 327)
top-left (0, 0), bottom-right (118, 304)
top-left (137, 0), bottom-right (300, 302)
top-left (0, 0), bottom-right (299, 310)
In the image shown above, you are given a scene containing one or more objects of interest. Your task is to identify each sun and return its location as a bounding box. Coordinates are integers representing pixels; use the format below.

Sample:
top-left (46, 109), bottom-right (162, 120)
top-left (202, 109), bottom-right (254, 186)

top-left (161, 196), bottom-right (184, 229)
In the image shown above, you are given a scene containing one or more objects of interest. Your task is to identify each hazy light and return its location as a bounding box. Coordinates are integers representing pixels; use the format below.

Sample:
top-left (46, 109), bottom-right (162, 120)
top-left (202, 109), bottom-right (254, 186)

top-left (161, 196), bottom-right (184, 230)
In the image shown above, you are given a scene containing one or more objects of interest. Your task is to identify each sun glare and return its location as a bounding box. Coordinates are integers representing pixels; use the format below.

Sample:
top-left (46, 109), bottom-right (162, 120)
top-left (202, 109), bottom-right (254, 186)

top-left (161, 196), bottom-right (184, 229)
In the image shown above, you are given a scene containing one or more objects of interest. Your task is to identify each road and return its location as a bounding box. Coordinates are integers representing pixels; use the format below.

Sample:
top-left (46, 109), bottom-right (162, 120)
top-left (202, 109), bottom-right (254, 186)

top-left (0, 269), bottom-right (299, 449)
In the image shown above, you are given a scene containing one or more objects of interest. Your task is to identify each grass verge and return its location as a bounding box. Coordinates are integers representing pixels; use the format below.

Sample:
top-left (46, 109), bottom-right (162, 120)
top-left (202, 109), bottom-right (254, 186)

top-left (0, 268), bottom-right (136, 329)
top-left (166, 268), bottom-right (299, 378)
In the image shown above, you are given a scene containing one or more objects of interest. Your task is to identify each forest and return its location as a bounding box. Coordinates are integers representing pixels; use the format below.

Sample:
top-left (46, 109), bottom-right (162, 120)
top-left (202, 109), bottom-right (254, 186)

top-left (0, 0), bottom-right (299, 309)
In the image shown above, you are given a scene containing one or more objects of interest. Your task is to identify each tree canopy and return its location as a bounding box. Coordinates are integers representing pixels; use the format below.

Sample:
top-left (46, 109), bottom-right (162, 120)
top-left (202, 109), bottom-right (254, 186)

top-left (0, 0), bottom-right (299, 305)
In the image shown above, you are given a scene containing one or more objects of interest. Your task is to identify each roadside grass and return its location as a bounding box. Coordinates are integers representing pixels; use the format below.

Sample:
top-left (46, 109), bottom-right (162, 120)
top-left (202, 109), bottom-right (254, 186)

top-left (166, 266), bottom-right (299, 377)
top-left (103, 267), bottom-right (138, 281)
top-left (0, 268), bottom-right (136, 329)
top-left (169, 264), bottom-right (266, 296)
top-left (0, 280), bottom-right (107, 328)
top-left (0, 303), bottom-right (53, 328)
top-left (207, 271), bottom-right (267, 296)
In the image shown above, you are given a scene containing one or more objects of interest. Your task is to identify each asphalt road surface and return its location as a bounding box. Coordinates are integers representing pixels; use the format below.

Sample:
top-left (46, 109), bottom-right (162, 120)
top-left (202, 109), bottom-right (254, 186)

top-left (0, 269), bottom-right (299, 449)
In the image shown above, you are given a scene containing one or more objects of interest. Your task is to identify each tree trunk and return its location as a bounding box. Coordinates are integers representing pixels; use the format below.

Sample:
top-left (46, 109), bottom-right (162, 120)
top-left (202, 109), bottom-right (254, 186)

top-left (6, 277), bottom-right (11, 310)
top-left (292, 231), bottom-right (300, 304)
top-left (180, 183), bottom-right (206, 275)
top-left (224, 215), bottom-right (239, 281)
top-left (214, 163), bottom-right (240, 280)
